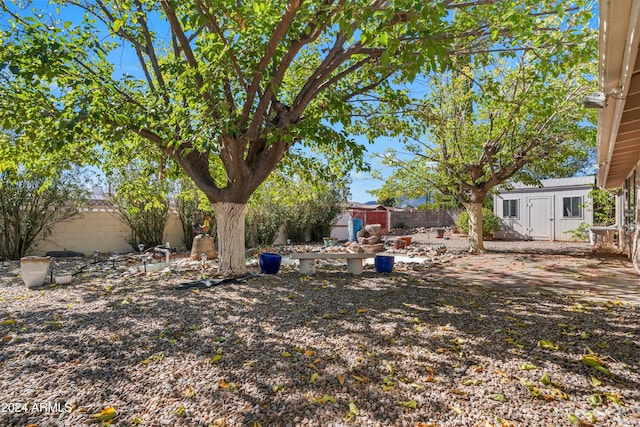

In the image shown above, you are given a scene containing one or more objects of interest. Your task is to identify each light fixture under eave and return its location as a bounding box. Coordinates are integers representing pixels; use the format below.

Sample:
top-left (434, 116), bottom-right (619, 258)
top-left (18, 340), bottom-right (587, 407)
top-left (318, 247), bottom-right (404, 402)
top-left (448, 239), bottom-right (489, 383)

top-left (583, 88), bottom-right (623, 109)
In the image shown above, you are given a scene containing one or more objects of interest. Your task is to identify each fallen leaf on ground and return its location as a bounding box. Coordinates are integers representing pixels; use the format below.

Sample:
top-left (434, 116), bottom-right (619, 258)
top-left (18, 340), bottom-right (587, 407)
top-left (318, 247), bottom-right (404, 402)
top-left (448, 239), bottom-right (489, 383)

top-left (520, 363), bottom-right (539, 370)
top-left (311, 394), bottom-right (336, 404)
top-left (538, 340), bottom-right (559, 350)
top-left (397, 400), bottom-right (417, 409)
top-left (569, 413), bottom-right (595, 426)
top-left (449, 405), bottom-right (462, 415)
top-left (351, 374), bottom-right (368, 382)
top-left (489, 393), bottom-right (506, 402)
top-left (590, 375), bottom-right (602, 387)
top-left (603, 392), bottom-right (622, 405)
top-left (89, 406), bottom-right (117, 422)
top-left (344, 401), bottom-right (359, 421)
top-left (496, 418), bottom-right (517, 427)
top-left (380, 377), bottom-right (394, 391)
top-left (540, 373), bottom-right (551, 385)
top-left (217, 380), bottom-right (237, 390)
top-left (141, 353), bottom-right (164, 365)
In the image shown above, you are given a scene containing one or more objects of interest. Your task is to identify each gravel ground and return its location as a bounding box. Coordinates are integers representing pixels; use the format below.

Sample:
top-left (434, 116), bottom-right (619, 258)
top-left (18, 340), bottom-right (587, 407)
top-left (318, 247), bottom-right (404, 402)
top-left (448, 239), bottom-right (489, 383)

top-left (1, 238), bottom-right (639, 427)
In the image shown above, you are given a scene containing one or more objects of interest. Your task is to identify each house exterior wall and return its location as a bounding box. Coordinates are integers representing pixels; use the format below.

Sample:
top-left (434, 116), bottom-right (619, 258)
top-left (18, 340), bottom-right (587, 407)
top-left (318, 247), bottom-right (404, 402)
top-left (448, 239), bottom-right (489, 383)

top-left (617, 161), bottom-right (640, 273)
top-left (30, 203), bottom-right (186, 256)
top-left (330, 211), bottom-right (350, 241)
top-left (493, 177), bottom-right (595, 241)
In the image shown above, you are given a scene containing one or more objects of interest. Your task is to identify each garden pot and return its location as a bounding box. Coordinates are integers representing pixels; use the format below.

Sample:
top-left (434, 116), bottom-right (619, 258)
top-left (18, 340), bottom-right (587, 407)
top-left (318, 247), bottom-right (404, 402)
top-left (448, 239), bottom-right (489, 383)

top-left (259, 252), bottom-right (282, 274)
top-left (393, 240), bottom-right (406, 250)
top-left (20, 256), bottom-right (51, 288)
top-left (374, 255), bottom-right (394, 273)
top-left (399, 236), bottom-right (412, 246)
top-left (323, 237), bottom-right (338, 247)
top-left (54, 273), bottom-right (73, 285)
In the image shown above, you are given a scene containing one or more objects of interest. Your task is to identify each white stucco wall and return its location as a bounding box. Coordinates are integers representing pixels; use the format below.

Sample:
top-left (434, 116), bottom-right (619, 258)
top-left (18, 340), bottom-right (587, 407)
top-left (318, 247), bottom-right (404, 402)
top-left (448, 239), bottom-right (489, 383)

top-left (31, 205), bottom-right (185, 256)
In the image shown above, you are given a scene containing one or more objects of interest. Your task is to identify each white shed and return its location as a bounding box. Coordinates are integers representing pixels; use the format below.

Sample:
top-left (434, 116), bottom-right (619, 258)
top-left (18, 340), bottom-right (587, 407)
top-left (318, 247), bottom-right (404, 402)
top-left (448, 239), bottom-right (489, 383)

top-left (493, 176), bottom-right (595, 241)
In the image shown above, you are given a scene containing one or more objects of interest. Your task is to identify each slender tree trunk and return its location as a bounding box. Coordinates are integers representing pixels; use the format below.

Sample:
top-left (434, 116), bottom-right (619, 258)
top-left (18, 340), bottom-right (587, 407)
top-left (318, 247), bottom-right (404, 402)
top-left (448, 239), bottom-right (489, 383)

top-left (213, 202), bottom-right (248, 276)
top-left (464, 202), bottom-right (485, 254)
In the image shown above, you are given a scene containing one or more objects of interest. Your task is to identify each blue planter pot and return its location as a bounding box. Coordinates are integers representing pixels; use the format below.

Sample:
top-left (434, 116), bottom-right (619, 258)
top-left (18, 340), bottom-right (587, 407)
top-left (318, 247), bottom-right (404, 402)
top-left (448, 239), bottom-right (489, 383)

top-left (374, 255), bottom-right (394, 273)
top-left (259, 252), bottom-right (282, 274)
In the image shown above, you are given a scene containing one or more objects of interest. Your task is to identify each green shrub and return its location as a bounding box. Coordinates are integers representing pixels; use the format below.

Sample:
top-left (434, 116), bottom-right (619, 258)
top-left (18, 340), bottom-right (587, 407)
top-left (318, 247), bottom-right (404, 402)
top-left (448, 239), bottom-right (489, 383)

top-left (109, 162), bottom-right (170, 249)
top-left (246, 174), bottom-right (347, 246)
top-left (567, 222), bottom-right (591, 241)
top-left (456, 207), bottom-right (501, 236)
top-left (0, 169), bottom-right (88, 259)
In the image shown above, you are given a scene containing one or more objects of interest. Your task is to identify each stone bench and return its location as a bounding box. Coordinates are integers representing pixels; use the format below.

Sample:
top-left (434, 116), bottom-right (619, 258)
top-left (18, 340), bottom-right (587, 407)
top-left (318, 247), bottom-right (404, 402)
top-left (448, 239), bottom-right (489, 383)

top-left (289, 252), bottom-right (377, 275)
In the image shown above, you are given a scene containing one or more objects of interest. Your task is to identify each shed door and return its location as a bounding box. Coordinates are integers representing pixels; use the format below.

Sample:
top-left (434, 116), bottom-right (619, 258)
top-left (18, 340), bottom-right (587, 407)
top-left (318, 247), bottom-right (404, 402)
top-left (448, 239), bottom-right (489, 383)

top-left (526, 196), bottom-right (552, 240)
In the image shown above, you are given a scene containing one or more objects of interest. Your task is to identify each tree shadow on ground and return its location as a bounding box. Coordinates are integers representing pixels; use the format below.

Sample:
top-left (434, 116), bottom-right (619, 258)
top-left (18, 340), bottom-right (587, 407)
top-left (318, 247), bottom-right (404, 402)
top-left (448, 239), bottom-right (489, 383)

top-left (0, 251), bottom-right (638, 426)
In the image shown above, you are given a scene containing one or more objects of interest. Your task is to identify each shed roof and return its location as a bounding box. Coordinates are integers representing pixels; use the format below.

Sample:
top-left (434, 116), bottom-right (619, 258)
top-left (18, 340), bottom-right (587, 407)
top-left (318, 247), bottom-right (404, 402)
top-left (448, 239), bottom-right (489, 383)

top-left (499, 176), bottom-right (595, 192)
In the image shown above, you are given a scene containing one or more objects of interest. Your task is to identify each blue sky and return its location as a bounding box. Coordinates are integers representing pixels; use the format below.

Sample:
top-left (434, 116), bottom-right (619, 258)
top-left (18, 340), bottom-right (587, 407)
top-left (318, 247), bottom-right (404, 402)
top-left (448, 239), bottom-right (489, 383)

top-left (348, 137), bottom-right (395, 202)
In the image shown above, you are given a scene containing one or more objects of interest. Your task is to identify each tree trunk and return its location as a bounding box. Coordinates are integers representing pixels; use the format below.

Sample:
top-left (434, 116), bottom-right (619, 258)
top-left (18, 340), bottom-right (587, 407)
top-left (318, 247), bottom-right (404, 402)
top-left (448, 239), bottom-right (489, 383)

top-left (213, 202), bottom-right (248, 276)
top-left (464, 202), bottom-right (485, 254)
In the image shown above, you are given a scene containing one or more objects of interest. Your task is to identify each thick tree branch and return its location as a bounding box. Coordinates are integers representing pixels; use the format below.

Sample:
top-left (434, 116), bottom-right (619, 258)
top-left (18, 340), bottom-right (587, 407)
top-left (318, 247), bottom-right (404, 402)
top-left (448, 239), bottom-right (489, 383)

top-left (245, 0), bottom-right (341, 141)
top-left (133, 0), bottom-right (169, 103)
top-left (160, 0), bottom-right (217, 117)
top-left (196, 0), bottom-right (248, 93)
top-left (241, 0), bottom-right (303, 122)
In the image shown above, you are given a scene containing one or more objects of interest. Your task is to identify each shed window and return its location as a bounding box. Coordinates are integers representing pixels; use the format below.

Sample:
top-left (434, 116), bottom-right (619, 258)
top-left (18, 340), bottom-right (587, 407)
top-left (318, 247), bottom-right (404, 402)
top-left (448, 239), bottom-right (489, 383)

top-left (502, 199), bottom-right (518, 218)
top-left (563, 196), bottom-right (582, 218)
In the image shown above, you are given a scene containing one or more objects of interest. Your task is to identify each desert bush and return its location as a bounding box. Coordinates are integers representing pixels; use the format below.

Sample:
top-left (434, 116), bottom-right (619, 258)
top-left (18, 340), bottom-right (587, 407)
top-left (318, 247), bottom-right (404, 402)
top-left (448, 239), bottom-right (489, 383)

top-left (0, 170), bottom-right (88, 259)
top-left (109, 163), bottom-right (170, 249)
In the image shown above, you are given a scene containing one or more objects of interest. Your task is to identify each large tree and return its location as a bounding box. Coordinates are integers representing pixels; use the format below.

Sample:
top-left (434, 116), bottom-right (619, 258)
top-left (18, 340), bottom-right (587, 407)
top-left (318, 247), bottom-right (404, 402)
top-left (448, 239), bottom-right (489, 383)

top-left (371, 50), bottom-right (597, 252)
top-left (1, 0), bottom-right (595, 272)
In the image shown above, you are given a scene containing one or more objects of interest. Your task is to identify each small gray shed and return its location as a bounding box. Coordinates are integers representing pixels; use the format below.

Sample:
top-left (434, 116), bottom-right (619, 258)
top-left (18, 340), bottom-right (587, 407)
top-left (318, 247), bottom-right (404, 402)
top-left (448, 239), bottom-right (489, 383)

top-left (493, 176), bottom-right (595, 241)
